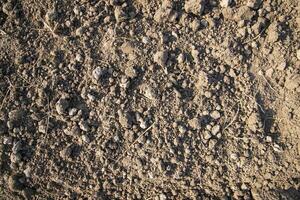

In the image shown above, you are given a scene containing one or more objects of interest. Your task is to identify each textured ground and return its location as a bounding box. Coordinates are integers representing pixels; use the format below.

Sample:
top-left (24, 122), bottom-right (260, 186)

top-left (0, 0), bottom-right (300, 199)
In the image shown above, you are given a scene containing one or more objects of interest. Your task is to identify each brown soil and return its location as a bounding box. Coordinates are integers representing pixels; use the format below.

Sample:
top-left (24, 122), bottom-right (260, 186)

top-left (0, 0), bottom-right (299, 199)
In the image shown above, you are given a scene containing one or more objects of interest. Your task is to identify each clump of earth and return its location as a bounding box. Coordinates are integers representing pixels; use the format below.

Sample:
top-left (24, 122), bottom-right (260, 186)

top-left (0, 0), bottom-right (300, 199)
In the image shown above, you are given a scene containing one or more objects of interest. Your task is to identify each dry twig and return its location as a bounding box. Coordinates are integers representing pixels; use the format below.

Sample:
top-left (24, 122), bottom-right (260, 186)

top-left (222, 104), bottom-right (240, 133)
top-left (0, 29), bottom-right (8, 36)
top-left (242, 27), bottom-right (267, 45)
top-left (115, 122), bottom-right (155, 163)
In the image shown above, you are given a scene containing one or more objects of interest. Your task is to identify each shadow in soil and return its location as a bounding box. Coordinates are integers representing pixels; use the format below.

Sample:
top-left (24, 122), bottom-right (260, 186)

top-left (255, 93), bottom-right (280, 139)
top-left (278, 187), bottom-right (300, 200)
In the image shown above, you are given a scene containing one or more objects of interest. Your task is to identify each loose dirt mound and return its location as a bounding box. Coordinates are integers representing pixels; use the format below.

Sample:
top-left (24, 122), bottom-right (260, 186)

top-left (0, 0), bottom-right (299, 199)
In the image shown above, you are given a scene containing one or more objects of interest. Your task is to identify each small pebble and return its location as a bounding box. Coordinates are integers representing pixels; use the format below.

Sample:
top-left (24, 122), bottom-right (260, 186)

top-left (220, 0), bottom-right (232, 8)
top-left (23, 167), bottom-right (31, 178)
top-left (203, 131), bottom-right (212, 140)
top-left (159, 193), bottom-right (167, 200)
top-left (211, 125), bottom-right (221, 135)
top-left (139, 120), bottom-right (147, 129)
top-left (125, 66), bottom-right (137, 78)
top-left (177, 53), bottom-right (185, 64)
top-left (38, 123), bottom-right (47, 134)
top-left (266, 136), bottom-right (272, 143)
top-left (230, 153), bottom-right (238, 160)
top-left (82, 135), bottom-right (91, 143)
top-left (142, 36), bottom-right (150, 44)
top-left (297, 49), bottom-right (300, 60)
top-left (191, 19), bottom-right (201, 31)
top-left (87, 93), bottom-right (96, 101)
top-left (79, 121), bottom-right (90, 132)
top-left (4, 136), bottom-right (13, 145)
top-left (208, 139), bottom-right (217, 149)
top-left (118, 110), bottom-right (133, 128)
top-left (204, 91), bottom-right (212, 98)
top-left (60, 145), bottom-right (72, 159)
top-left (188, 118), bottom-right (201, 130)
top-left (75, 27), bottom-right (85, 36)
top-left (143, 86), bottom-right (157, 101)
top-left (56, 97), bottom-right (69, 115)
top-left (178, 125), bottom-right (187, 134)
top-left (12, 141), bottom-right (23, 154)
top-left (92, 67), bottom-right (103, 81)
top-left (210, 111), bottom-right (221, 119)
top-left (184, 0), bottom-right (204, 16)
top-left (154, 50), bottom-right (169, 67)
top-left (75, 53), bottom-right (83, 62)
top-left (68, 108), bottom-right (78, 116)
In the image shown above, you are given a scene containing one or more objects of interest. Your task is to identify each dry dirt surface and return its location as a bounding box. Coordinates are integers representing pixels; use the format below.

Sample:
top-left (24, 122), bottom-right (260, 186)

top-left (0, 0), bottom-right (300, 199)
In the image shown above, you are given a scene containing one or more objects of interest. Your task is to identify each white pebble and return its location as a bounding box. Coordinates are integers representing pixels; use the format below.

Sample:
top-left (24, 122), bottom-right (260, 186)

top-left (92, 67), bottom-right (103, 81)
top-left (220, 0), bottom-right (232, 8)
top-left (75, 53), bottom-right (83, 62)
top-left (203, 131), bottom-right (212, 140)
top-left (177, 53), bottom-right (185, 64)
top-left (210, 110), bottom-right (221, 119)
top-left (211, 125), bottom-right (221, 135)
top-left (82, 135), bottom-right (90, 143)
top-left (79, 121), bottom-right (89, 132)
top-left (297, 49), bottom-right (300, 60)
top-left (24, 167), bottom-right (31, 178)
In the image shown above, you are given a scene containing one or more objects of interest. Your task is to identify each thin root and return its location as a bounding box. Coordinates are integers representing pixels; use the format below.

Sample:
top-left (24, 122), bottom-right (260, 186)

top-left (223, 104), bottom-right (240, 133)
top-left (115, 123), bottom-right (155, 163)
top-left (243, 27), bottom-right (267, 45)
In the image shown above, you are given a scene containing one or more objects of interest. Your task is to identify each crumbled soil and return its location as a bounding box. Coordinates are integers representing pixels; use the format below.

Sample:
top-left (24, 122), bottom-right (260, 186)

top-left (0, 0), bottom-right (300, 199)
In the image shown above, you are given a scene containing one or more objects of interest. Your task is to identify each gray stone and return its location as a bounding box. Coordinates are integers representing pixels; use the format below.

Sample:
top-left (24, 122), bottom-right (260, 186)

top-left (55, 97), bottom-right (69, 115)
